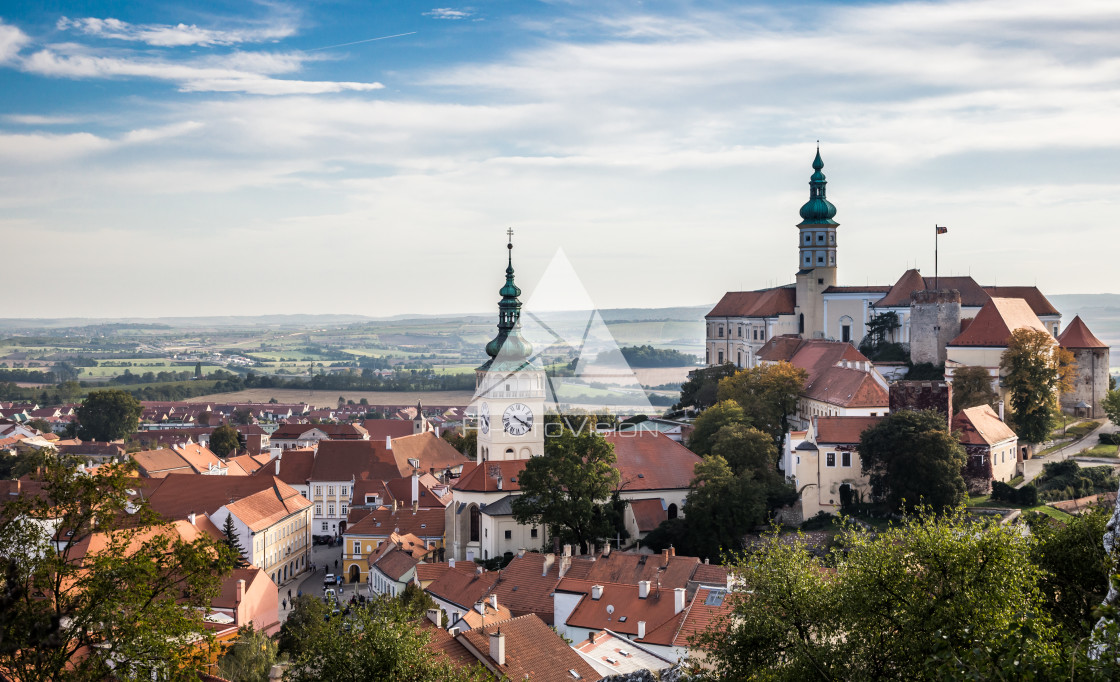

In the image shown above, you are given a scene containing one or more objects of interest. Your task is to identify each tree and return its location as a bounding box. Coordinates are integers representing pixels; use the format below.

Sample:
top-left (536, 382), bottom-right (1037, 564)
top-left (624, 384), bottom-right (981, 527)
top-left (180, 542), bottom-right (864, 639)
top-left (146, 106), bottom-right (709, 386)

top-left (441, 428), bottom-right (477, 457)
top-left (283, 598), bottom-right (490, 682)
top-left (717, 361), bottom-right (807, 445)
top-left (710, 423), bottom-right (779, 476)
top-left (951, 365), bottom-right (998, 412)
top-left (687, 400), bottom-right (748, 456)
top-left (1103, 388), bottom-right (1120, 426)
top-left (217, 625), bottom-right (277, 682)
top-left (194, 362), bottom-right (203, 379)
top-left (221, 513), bottom-right (249, 567)
top-left (0, 458), bottom-right (237, 681)
top-left (694, 508), bottom-right (1061, 681)
top-left (398, 581), bottom-right (438, 619)
top-left (1001, 327), bottom-right (1075, 444)
top-left (677, 363), bottom-right (737, 410)
top-left (25, 418), bottom-right (53, 434)
top-left (210, 424), bottom-right (241, 457)
top-left (859, 409), bottom-right (967, 512)
top-left (511, 427), bottom-right (622, 554)
top-left (1027, 505), bottom-right (1111, 636)
top-left (277, 595), bottom-right (329, 660)
top-left (679, 455), bottom-right (770, 562)
top-left (75, 389), bottom-right (143, 441)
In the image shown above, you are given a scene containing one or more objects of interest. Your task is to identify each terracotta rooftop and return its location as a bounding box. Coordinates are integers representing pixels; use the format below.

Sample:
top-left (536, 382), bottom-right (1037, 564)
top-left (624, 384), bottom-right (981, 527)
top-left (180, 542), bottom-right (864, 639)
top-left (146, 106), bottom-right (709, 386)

top-left (803, 366), bottom-right (889, 408)
top-left (629, 498), bottom-right (669, 533)
top-left (224, 479), bottom-right (311, 531)
top-left (172, 442), bottom-right (223, 473)
top-left (814, 416), bottom-right (884, 445)
top-left (344, 505), bottom-right (445, 540)
top-left (560, 550), bottom-right (698, 591)
top-left (605, 432), bottom-right (702, 492)
top-left (370, 541), bottom-right (420, 582)
top-left (458, 614), bottom-right (600, 682)
top-left (385, 472), bottom-right (453, 508)
top-left (416, 559), bottom-right (478, 584)
top-left (426, 565), bottom-right (498, 610)
top-left (565, 581), bottom-right (685, 645)
top-left (706, 286), bottom-right (797, 319)
top-left (385, 431), bottom-right (470, 477)
top-left (211, 566), bottom-right (272, 609)
top-left (948, 297), bottom-right (1051, 347)
top-left (143, 474), bottom-right (298, 520)
top-left (421, 620), bottom-right (478, 668)
top-left (875, 270), bottom-right (991, 308)
top-left (271, 423), bottom-right (369, 440)
top-left (131, 448), bottom-right (192, 477)
top-left (361, 419), bottom-right (417, 441)
top-left (311, 440), bottom-right (399, 482)
top-left (256, 448), bottom-right (314, 486)
top-left (453, 460), bottom-right (527, 493)
top-left (672, 586), bottom-right (733, 648)
top-left (1058, 315), bottom-right (1108, 349)
top-left (491, 552), bottom-right (566, 624)
top-left (953, 405), bottom-right (1017, 447)
top-left (982, 286), bottom-right (1060, 317)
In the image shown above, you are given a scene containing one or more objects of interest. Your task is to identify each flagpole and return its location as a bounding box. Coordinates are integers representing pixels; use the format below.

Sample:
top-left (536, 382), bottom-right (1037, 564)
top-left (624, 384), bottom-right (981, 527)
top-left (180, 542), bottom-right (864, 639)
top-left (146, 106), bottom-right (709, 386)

top-left (935, 224), bottom-right (938, 290)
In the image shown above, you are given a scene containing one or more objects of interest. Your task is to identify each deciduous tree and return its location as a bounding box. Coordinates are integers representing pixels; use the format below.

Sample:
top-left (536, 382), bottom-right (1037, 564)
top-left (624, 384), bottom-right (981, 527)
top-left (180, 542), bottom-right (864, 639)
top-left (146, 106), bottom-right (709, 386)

top-left (217, 625), bottom-right (276, 682)
top-left (209, 424), bottom-right (241, 457)
top-left (511, 427), bottom-right (622, 554)
top-left (1001, 327), bottom-right (1075, 444)
top-left (687, 399), bottom-right (748, 456)
top-left (859, 409), bottom-right (967, 512)
top-left (717, 361), bottom-right (807, 445)
top-left (951, 364), bottom-right (998, 412)
top-left (75, 388), bottom-right (143, 441)
top-left (0, 458), bottom-right (236, 682)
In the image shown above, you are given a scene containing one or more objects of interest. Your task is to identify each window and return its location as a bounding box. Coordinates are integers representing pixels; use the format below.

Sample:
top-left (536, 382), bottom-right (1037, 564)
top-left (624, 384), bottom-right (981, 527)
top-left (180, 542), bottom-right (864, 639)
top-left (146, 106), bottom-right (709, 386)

top-left (504, 530), bottom-right (512, 540)
top-left (817, 256), bottom-right (824, 264)
top-left (341, 486), bottom-right (348, 496)
top-left (718, 326), bottom-right (724, 338)
top-left (322, 522), bottom-right (328, 531)
top-left (341, 503), bottom-right (348, 516)
top-left (315, 504), bottom-right (322, 516)
top-left (737, 351), bottom-right (741, 367)
top-left (470, 506), bottom-right (480, 542)
top-left (805, 234), bottom-right (811, 243)
top-left (314, 486), bottom-right (322, 496)
top-left (531, 528), bottom-right (538, 538)
top-left (841, 452), bottom-right (851, 467)
top-left (354, 541), bottom-right (360, 555)
top-left (737, 326), bottom-right (742, 337)
top-left (327, 486), bottom-right (334, 495)
top-left (717, 351), bottom-right (724, 364)
top-left (817, 233), bottom-right (824, 243)
top-left (841, 325), bottom-right (851, 343)
top-left (826, 452), bottom-right (836, 467)
top-left (328, 504), bottom-right (335, 516)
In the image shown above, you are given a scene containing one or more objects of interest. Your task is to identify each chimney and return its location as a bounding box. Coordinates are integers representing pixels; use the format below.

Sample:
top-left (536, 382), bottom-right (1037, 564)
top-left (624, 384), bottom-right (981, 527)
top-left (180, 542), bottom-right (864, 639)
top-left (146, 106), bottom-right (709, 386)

top-left (188, 512), bottom-right (196, 526)
top-left (674, 587), bottom-right (686, 614)
top-left (603, 543), bottom-right (611, 557)
top-left (235, 578), bottom-right (245, 604)
top-left (489, 630), bottom-right (506, 666)
top-left (490, 593), bottom-right (498, 610)
top-left (385, 435), bottom-right (392, 450)
top-left (517, 548), bottom-right (526, 558)
top-left (275, 457), bottom-right (281, 475)
top-left (435, 426), bottom-right (440, 438)
top-left (638, 581), bottom-right (650, 599)
top-left (591, 584), bottom-right (603, 600)
top-left (542, 553), bottom-right (555, 577)
top-left (563, 544), bottom-right (571, 557)
top-left (449, 557), bottom-right (456, 569)
top-left (559, 553), bottom-right (571, 579)
top-left (475, 601), bottom-right (486, 615)
top-left (427, 608), bottom-right (442, 628)
top-left (412, 471), bottom-right (419, 505)
top-left (588, 543), bottom-right (595, 557)
top-left (391, 499), bottom-right (398, 514)
top-left (998, 400), bottom-right (1005, 421)
top-left (662, 548), bottom-right (670, 565)
top-left (637, 621), bottom-right (646, 639)
top-left (412, 500), bottom-right (419, 514)
top-left (476, 565), bottom-right (483, 576)
top-left (669, 546), bottom-right (676, 557)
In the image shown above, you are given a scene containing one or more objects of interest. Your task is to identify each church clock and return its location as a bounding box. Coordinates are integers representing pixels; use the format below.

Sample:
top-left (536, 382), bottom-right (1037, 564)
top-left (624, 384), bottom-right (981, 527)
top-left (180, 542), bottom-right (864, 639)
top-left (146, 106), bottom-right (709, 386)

top-left (502, 403), bottom-right (534, 436)
top-left (479, 402), bottom-right (491, 434)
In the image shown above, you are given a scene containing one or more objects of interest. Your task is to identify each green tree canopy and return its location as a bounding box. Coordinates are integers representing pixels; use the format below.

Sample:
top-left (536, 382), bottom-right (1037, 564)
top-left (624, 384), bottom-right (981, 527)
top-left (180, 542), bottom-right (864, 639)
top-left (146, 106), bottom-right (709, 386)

top-left (0, 458), bottom-right (237, 681)
top-left (710, 423), bottom-right (779, 476)
top-left (1001, 327), bottom-right (1076, 444)
top-left (209, 423), bottom-right (241, 457)
top-left (282, 597), bottom-right (490, 682)
top-left (1102, 388), bottom-right (1120, 426)
top-left (511, 427), bottom-right (623, 554)
top-left (687, 399), bottom-right (748, 456)
top-left (75, 388), bottom-right (143, 441)
top-left (717, 361), bottom-right (807, 445)
top-left (217, 625), bottom-right (277, 682)
top-left (221, 513), bottom-right (249, 567)
top-left (677, 363), bottom-right (737, 410)
top-left (951, 364), bottom-right (998, 412)
top-left (858, 409), bottom-right (967, 512)
top-left (679, 455), bottom-right (769, 562)
top-left (694, 508), bottom-right (1063, 682)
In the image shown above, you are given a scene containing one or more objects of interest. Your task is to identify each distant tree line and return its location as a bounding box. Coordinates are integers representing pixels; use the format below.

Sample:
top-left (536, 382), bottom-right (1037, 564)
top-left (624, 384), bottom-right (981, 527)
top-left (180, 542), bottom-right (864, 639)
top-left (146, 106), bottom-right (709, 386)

top-left (591, 345), bottom-right (699, 368)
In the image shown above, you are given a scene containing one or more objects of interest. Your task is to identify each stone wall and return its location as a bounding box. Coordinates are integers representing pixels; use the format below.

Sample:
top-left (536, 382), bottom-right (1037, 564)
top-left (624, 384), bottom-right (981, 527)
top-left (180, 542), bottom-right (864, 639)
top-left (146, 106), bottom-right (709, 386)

top-left (908, 289), bottom-right (961, 366)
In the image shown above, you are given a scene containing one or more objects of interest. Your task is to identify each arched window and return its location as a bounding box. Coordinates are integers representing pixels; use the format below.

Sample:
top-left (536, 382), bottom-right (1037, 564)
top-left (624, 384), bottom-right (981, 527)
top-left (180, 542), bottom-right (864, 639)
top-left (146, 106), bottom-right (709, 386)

top-left (667, 503), bottom-right (678, 520)
top-left (799, 314), bottom-right (805, 334)
top-left (469, 506), bottom-right (480, 542)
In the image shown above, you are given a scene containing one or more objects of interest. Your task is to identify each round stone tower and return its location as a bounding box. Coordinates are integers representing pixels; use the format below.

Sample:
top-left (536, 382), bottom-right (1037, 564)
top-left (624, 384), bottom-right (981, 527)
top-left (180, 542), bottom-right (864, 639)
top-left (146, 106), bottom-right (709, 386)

top-left (908, 289), bottom-right (961, 367)
top-left (1058, 315), bottom-right (1110, 418)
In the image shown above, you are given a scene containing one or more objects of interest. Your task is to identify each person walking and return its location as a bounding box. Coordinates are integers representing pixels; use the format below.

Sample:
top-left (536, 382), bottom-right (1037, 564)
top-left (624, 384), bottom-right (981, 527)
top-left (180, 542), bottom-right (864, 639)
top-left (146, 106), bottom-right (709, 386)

top-left (288, 588), bottom-right (292, 602)
top-left (282, 598), bottom-right (287, 611)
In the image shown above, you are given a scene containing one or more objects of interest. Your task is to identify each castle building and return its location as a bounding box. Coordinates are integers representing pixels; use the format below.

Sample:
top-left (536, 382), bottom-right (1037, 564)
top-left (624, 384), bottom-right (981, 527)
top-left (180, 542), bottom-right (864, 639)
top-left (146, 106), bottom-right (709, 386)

top-left (1057, 315), bottom-right (1110, 419)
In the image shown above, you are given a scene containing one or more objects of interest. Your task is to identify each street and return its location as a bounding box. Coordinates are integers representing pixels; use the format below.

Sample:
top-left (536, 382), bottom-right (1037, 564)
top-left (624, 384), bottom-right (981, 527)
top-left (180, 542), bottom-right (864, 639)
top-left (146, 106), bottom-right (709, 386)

top-left (276, 543), bottom-right (368, 624)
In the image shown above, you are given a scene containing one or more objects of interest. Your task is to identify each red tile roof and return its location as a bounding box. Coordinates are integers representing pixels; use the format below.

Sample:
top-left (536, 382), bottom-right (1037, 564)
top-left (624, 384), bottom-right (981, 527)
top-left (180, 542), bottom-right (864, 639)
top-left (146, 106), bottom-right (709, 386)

top-left (386, 473), bottom-right (453, 508)
top-left (416, 560), bottom-right (478, 584)
top-left (421, 620), bottom-right (478, 668)
top-left (370, 541), bottom-right (420, 581)
top-left (255, 448), bottom-right (315, 486)
top-left (629, 498), bottom-right (668, 533)
top-left (311, 440), bottom-right (399, 482)
top-left (143, 474), bottom-right (299, 520)
top-left (426, 565), bottom-right (498, 610)
top-left (131, 449), bottom-right (192, 477)
top-left (706, 286), bottom-right (797, 319)
top-left (948, 297), bottom-right (1051, 347)
top-left (814, 416), bottom-right (884, 445)
top-left (672, 586), bottom-right (732, 647)
top-left (1058, 315), bottom-right (1108, 349)
top-left (344, 506), bottom-right (445, 540)
top-left (803, 366), bottom-right (889, 408)
top-left (565, 582), bottom-right (684, 644)
top-left (458, 614), bottom-right (600, 682)
top-left (271, 423), bottom-right (368, 440)
top-left (361, 419), bottom-right (417, 441)
top-left (560, 550), bottom-right (698, 590)
top-left (606, 432), bottom-right (702, 492)
top-left (875, 270), bottom-right (991, 308)
top-left (453, 460), bottom-right (527, 493)
top-left (225, 479), bottom-right (311, 531)
top-left (490, 553), bottom-right (566, 624)
top-left (385, 432), bottom-right (469, 477)
top-left (953, 405), bottom-right (1017, 446)
top-left (982, 286), bottom-right (1060, 317)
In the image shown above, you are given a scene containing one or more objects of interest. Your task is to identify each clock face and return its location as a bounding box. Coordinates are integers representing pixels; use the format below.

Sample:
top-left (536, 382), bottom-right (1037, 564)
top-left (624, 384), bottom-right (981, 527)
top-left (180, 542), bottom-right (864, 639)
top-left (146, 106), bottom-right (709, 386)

top-left (503, 403), bottom-right (534, 436)
top-left (479, 403), bottom-right (490, 435)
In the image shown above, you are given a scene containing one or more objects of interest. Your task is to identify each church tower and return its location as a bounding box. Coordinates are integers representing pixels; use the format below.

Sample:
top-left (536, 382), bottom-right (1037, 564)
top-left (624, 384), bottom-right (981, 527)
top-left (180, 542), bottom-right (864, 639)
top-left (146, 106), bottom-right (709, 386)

top-left (472, 234), bottom-right (546, 463)
top-left (794, 147), bottom-right (839, 338)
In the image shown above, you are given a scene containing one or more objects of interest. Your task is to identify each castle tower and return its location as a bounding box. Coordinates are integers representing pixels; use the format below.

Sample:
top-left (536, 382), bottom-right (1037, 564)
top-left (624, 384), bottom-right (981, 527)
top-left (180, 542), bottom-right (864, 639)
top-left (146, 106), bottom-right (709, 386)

top-left (909, 289), bottom-right (962, 366)
top-left (472, 235), bottom-right (546, 462)
top-left (1057, 315), bottom-right (1110, 418)
top-left (794, 147), bottom-right (839, 338)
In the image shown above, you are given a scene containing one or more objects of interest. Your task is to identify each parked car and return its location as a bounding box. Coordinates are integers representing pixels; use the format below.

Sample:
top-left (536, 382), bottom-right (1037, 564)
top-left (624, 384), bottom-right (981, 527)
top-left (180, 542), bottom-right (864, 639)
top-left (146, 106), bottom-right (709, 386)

top-left (324, 587), bottom-right (336, 601)
top-left (323, 573), bottom-right (335, 587)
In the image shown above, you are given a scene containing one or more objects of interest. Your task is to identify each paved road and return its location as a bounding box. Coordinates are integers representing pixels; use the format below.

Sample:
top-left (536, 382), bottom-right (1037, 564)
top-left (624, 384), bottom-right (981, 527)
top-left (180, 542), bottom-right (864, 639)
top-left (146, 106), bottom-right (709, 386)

top-left (277, 543), bottom-right (349, 624)
top-left (1019, 420), bottom-right (1117, 486)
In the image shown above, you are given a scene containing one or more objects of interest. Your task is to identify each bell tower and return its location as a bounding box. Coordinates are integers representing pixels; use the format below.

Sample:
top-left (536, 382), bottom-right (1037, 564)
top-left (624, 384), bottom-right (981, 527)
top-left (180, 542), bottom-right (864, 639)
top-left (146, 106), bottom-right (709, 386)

top-left (472, 231), bottom-right (546, 463)
top-left (794, 146), bottom-right (839, 339)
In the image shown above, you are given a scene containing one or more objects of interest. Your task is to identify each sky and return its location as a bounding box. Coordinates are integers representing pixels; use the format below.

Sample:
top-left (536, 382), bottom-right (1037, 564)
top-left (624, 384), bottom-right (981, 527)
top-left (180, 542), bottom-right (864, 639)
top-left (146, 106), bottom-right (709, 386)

top-left (2, 0), bottom-right (1119, 319)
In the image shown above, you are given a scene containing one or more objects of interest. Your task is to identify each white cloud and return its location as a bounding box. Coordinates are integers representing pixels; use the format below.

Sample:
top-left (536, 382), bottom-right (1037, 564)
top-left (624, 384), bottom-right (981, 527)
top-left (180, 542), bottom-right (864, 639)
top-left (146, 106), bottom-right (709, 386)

top-left (20, 47), bottom-right (382, 95)
top-left (0, 19), bottom-right (30, 63)
top-left (56, 15), bottom-right (296, 47)
top-left (424, 8), bottom-right (474, 20)
top-left (3, 113), bottom-right (82, 125)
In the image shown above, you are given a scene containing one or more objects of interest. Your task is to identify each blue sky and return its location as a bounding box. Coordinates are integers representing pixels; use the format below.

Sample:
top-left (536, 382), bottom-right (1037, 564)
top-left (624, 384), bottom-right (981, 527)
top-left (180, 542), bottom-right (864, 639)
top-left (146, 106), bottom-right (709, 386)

top-left (1, 0), bottom-right (1118, 318)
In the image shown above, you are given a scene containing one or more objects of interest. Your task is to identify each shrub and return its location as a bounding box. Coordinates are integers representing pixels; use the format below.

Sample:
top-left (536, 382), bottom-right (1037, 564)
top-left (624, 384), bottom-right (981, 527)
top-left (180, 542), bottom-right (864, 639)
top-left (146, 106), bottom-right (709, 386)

top-left (991, 481), bottom-right (1014, 502)
top-left (801, 511), bottom-right (835, 531)
top-left (1017, 484), bottom-right (1039, 506)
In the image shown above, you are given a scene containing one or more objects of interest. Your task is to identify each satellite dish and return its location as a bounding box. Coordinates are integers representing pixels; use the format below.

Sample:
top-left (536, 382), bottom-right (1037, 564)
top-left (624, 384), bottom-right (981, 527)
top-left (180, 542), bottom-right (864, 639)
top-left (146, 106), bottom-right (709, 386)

top-left (606, 605), bottom-right (614, 614)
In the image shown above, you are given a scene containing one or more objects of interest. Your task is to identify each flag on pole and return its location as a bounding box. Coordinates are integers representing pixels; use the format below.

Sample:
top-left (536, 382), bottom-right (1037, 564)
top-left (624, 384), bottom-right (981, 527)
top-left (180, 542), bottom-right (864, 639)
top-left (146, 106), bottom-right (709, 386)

top-left (936, 225), bottom-right (948, 234)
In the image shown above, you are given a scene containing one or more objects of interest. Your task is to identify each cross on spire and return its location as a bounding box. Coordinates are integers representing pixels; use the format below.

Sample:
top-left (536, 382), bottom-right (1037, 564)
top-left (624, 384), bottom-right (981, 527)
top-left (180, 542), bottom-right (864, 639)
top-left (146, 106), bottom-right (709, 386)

top-left (506, 227), bottom-right (514, 243)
